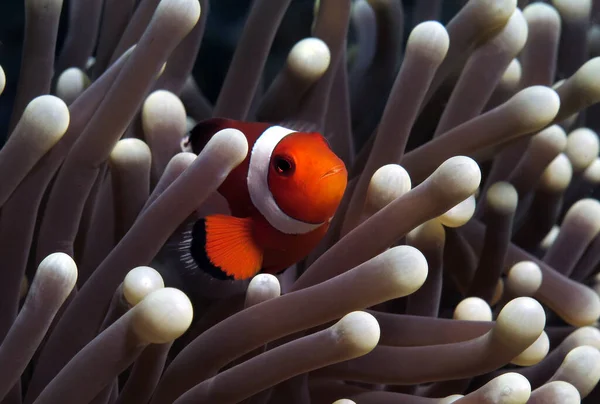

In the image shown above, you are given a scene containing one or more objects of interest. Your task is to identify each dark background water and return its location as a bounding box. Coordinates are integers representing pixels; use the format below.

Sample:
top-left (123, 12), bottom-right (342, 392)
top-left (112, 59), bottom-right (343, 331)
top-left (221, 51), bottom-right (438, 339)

top-left (0, 0), bottom-right (460, 145)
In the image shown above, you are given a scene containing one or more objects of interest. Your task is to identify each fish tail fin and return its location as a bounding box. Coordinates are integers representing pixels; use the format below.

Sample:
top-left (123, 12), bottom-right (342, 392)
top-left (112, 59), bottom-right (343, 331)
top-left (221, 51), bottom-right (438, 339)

top-left (190, 214), bottom-right (263, 280)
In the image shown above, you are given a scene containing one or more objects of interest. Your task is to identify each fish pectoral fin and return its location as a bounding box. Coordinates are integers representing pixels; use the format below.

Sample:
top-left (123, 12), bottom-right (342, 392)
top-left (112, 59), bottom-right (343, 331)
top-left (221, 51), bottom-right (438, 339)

top-left (191, 214), bottom-right (263, 280)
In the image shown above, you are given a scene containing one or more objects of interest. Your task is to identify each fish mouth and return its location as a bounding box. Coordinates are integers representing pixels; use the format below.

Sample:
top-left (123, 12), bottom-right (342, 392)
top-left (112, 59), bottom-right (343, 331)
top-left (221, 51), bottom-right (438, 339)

top-left (320, 165), bottom-right (346, 179)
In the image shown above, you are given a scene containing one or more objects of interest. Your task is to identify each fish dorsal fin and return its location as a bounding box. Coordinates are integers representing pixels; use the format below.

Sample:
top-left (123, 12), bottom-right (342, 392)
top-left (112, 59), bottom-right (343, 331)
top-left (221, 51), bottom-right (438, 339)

top-left (187, 117), bottom-right (238, 154)
top-left (278, 119), bottom-right (336, 148)
top-left (278, 119), bottom-right (323, 134)
top-left (191, 214), bottom-right (263, 280)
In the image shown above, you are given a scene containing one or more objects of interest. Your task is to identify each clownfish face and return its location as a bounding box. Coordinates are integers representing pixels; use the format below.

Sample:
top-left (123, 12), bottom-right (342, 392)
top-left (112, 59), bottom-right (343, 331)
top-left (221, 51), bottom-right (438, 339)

top-left (267, 132), bottom-right (348, 225)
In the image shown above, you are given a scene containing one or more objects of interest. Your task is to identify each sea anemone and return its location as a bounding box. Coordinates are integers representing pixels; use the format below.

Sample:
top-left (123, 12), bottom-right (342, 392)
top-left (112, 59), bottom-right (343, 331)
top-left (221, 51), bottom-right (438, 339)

top-left (1, 0), bottom-right (600, 403)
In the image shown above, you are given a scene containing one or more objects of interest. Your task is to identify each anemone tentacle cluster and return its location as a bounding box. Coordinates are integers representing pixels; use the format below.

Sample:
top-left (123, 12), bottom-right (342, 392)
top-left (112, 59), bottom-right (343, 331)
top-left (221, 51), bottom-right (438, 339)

top-left (1, 0), bottom-right (600, 403)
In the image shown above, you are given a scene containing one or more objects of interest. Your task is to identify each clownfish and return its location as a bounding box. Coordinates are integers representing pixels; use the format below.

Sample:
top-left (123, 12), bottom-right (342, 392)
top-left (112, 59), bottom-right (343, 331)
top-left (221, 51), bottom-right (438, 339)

top-left (179, 118), bottom-right (348, 281)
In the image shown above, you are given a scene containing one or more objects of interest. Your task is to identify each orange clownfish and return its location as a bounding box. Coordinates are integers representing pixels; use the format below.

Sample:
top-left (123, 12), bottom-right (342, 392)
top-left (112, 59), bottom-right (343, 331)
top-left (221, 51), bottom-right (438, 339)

top-left (181, 118), bottom-right (348, 281)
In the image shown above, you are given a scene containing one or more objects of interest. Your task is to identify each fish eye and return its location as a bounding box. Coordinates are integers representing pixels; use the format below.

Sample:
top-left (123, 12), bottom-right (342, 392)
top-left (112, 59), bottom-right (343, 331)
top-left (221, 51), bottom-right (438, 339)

top-left (273, 156), bottom-right (295, 176)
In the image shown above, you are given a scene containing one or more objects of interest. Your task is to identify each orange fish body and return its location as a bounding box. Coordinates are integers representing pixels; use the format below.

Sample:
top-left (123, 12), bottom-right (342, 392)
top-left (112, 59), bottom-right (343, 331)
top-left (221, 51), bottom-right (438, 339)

top-left (185, 118), bottom-right (348, 280)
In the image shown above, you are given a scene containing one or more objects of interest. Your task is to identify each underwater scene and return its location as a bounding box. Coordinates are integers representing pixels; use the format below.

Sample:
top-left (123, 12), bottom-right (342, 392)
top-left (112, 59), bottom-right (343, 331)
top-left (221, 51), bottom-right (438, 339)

top-left (0, 0), bottom-right (600, 403)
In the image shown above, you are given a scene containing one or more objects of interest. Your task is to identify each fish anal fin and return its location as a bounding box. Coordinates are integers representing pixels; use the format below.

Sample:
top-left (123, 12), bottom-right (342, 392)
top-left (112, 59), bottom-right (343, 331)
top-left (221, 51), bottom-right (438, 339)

top-left (191, 214), bottom-right (263, 280)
